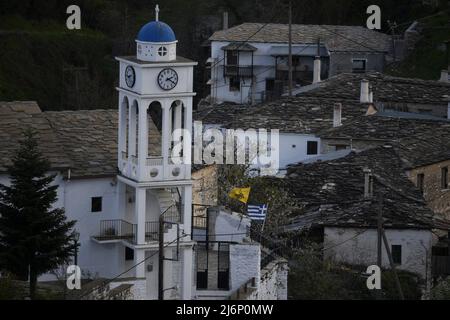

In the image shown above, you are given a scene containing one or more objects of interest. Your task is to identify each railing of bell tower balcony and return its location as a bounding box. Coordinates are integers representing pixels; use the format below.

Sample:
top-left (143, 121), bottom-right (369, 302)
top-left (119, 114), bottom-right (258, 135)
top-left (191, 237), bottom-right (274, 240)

top-left (96, 219), bottom-right (136, 243)
top-left (146, 156), bottom-right (163, 166)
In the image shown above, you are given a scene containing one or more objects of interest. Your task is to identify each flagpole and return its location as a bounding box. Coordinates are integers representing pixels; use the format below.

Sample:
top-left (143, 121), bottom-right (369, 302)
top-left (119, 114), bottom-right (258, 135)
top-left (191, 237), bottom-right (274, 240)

top-left (259, 218), bottom-right (266, 243)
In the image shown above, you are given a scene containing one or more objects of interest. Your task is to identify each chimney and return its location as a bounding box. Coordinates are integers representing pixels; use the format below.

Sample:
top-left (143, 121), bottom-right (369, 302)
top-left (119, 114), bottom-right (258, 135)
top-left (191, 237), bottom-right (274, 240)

top-left (223, 12), bottom-right (229, 30)
top-left (313, 56), bottom-right (321, 83)
top-left (360, 79), bottom-right (370, 103)
top-left (333, 103), bottom-right (342, 127)
top-left (363, 168), bottom-right (373, 198)
top-left (440, 69), bottom-right (449, 82)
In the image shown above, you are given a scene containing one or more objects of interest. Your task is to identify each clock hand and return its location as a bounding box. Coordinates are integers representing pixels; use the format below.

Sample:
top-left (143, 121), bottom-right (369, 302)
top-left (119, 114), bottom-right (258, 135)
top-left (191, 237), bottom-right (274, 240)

top-left (166, 77), bottom-right (176, 84)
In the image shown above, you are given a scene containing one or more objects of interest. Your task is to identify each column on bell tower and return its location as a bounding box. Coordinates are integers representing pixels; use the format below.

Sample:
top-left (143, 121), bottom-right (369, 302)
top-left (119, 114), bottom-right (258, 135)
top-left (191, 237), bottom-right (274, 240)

top-left (161, 100), bottom-right (171, 165)
top-left (118, 94), bottom-right (129, 169)
top-left (137, 102), bottom-right (149, 178)
top-left (128, 101), bottom-right (137, 159)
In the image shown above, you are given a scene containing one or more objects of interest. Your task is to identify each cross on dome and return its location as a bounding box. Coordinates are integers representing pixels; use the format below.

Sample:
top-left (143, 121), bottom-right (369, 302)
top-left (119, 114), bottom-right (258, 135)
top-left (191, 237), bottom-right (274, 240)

top-left (155, 4), bottom-right (159, 21)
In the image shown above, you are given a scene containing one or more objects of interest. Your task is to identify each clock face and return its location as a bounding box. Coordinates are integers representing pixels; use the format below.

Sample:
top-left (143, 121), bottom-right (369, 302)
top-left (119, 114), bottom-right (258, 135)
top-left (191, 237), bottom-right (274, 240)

top-left (125, 65), bottom-right (135, 88)
top-left (157, 68), bottom-right (178, 91)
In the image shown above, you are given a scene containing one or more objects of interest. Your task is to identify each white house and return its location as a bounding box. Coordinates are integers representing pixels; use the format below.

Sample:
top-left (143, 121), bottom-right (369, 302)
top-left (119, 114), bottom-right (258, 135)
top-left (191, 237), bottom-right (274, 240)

top-left (206, 23), bottom-right (392, 104)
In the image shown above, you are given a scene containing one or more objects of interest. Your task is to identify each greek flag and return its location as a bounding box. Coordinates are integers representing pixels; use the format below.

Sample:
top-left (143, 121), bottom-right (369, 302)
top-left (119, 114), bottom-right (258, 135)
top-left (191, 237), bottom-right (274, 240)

top-left (247, 204), bottom-right (268, 220)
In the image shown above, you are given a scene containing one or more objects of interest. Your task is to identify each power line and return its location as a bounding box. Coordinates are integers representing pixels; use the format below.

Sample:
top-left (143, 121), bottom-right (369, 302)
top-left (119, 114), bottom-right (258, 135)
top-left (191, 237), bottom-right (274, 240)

top-left (76, 233), bottom-right (188, 299)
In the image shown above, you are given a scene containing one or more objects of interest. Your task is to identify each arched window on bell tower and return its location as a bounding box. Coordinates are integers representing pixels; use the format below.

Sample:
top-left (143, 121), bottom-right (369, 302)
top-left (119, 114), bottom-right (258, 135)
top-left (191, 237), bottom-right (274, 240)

top-left (148, 101), bottom-right (163, 161)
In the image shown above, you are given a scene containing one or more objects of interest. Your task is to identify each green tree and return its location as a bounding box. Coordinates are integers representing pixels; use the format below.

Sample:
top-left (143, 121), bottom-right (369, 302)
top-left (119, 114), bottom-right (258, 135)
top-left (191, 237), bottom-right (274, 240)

top-left (0, 129), bottom-right (76, 299)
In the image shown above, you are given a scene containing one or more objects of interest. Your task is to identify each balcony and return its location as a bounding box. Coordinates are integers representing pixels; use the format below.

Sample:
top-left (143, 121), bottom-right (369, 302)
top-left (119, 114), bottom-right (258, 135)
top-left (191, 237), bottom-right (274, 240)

top-left (94, 219), bottom-right (136, 243)
top-left (92, 207), bottom-right (182, 245)
top-left (118, 153), bottom-right (190, 182)
top-left (224, 65), bottom-right (253, 78)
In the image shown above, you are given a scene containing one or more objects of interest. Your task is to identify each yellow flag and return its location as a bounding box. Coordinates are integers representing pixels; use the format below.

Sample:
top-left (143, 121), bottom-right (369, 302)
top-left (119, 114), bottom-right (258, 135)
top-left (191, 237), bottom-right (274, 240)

top-left (228, 187), bottom-right (251, 204)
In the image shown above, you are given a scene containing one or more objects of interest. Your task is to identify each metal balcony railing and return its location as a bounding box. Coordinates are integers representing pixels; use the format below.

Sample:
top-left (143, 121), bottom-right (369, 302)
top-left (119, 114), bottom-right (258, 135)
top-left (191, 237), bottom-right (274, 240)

top-left (224, 65), bottom-right (253, 78)
top-left (145, 221), bottom-right (159, 241)
top-left (96, 220), bottom-right (136, 243)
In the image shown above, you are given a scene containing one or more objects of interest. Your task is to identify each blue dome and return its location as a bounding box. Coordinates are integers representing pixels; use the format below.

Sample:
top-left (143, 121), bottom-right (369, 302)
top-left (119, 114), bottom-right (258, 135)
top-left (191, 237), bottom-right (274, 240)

top-left (137, 21), bottom-right (176, 42)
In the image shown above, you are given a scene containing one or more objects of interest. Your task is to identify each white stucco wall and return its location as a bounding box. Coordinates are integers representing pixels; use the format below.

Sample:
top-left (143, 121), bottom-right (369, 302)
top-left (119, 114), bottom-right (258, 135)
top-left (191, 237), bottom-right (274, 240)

top-left (0, 173), bottom-right (122, 281)
top-left (229, 243), bottom-right (261, 290)
top-left (324, 227), bottom-right (433, 279)
top-left (279, 133), bottom-right (321, 169)
top-left (208, 208), bottom-right (251, 243)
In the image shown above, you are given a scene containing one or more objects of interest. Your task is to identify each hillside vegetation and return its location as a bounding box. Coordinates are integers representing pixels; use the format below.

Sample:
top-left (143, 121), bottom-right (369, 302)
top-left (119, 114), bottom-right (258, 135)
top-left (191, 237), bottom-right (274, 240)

top-left (0, 0), bottom-right (447, 110)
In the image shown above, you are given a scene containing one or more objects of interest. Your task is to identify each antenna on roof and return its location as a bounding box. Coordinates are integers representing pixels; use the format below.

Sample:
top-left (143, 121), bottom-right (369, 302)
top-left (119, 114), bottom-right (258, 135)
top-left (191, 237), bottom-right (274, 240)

top-left (155, 4), bottom-right (159, 21)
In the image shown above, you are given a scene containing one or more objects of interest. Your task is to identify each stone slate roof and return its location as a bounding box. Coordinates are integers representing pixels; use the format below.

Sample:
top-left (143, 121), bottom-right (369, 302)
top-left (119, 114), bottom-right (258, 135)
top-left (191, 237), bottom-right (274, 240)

top-left (283, 146), bottom-right (450, 230)
top-left (43, 110), bottom-right (118, 178)
top-left (296, 72), bottom-right (450, 105)
top-left (194, 97), bottom-right (368, 134)
top-left (0, 102), bottom-right (118, 178)
top-left (0, 102), bottom-right (72, 173)
top-left (209, 23), bottom-right (392, 53)
top-left (319, 114), bottom-right (450, 169)
top-left (0, 102), bottom-right (166, 178)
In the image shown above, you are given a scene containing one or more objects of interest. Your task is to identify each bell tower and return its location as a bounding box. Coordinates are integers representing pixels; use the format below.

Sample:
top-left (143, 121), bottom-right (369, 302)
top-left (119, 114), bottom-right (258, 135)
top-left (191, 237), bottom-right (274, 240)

top-left (116, 5), bottom-right (197, 183)
top-left (113, 5), bottom-right (197, 300)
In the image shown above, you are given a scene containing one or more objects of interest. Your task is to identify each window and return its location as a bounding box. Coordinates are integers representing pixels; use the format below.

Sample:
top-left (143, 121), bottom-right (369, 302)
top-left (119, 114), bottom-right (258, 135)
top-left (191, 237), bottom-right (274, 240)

top-left (158, 46), bottom-right (167, 56)
top-left (392, 245), bottom-right (402, 265)
top-left (125, 247), bottom-right (134, 261)
top-left (229, 77), bottom-right (240, 91)
top-left (265, 79), bottom-right (275, 91)
top-left (442, 167), bottom-right (448, 189)
top-left (335, 145), bottom-right (348, 151)
top-left (352, 59), bottom-right (366, 73)
top-left (307, 141), bottom-right (318, 155)
top-left (226, 50), bottom-right (238, 65)
top-left (91, 197), bottom-right (102, 213)
top-left (417, 173), bottom-right (424, 194)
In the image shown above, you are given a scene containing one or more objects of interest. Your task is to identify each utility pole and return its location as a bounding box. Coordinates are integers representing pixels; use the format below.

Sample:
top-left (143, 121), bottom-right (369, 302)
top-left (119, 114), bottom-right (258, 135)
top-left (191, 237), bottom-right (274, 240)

top-left (62, 65), bottom-right (88, 110)
top-left (317, 37), bottom-right (321, 56)
top-left (158, 215), bottom-right (165, 300)
top-left (377, 197), bottom-right (382, 268)
top-left (446, 40), bottom-right (450, 71)
top-left (288, 0), bottom-right (293, 97)
top-left (387, 20), bottom-right (397, 63)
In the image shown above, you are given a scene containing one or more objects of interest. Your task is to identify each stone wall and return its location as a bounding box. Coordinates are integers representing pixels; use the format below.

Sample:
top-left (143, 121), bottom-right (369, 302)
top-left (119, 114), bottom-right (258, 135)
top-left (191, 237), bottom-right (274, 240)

top-left (320, 138), bottom-right (383, 154)
top-left (329, 52), bottom-right (385, 76)
top-left (246, 259), bottom-right (288, 300)
top-left (192, 165), bottom-right (218, 218)
top-left (407, 160), bottom-right (450, 219)
top-left (109, 278), bottom-right (147, 300)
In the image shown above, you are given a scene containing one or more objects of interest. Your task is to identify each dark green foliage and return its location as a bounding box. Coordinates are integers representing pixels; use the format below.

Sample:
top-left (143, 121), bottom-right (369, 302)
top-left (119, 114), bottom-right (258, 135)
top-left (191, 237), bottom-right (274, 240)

top-left (288, 248), bottom-right (423, 300)
top-left (0, 0), bottom-right (444, 110)
top-left (217, 164), bottom-right (294, 233)
top-left (0, 129), bottom-right (76, 299)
